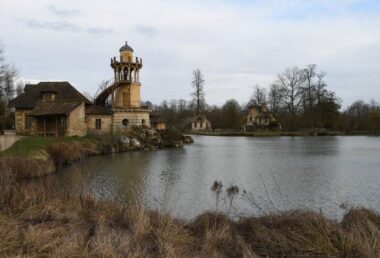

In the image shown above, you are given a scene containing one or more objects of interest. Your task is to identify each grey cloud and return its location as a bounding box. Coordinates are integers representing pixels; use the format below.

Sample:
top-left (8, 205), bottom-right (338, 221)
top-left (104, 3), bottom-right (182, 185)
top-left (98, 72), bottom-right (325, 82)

top-left (20, 19), bottom-right (113, 35)
top-left (47, 5), bottom-right (81, 17)
top-left (134, 25), bottom-right (158, 36)
top-left (24, 20), bottom-right (81, 32)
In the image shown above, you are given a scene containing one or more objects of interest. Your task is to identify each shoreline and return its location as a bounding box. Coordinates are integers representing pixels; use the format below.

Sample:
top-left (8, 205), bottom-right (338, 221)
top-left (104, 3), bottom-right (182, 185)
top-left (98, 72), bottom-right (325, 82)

top-left (188, 130), bottom-right (380, 137)
top-left (0, 128), bottom-right (193, 179)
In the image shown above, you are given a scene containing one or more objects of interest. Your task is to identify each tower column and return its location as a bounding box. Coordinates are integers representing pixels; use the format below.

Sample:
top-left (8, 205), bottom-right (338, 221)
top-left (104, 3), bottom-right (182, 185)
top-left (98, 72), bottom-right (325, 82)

top-left (111, 86), bottom-right (114, 108)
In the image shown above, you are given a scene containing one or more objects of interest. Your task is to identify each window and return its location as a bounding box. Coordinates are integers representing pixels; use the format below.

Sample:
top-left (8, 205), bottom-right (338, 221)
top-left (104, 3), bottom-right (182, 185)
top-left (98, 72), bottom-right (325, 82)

top-left (24, 115), bottom-right (32, 130)
top-left (122, 119), bottom-right (129, 127)
top-left (194, 122), bottom-right (197, 128)
top-left (95, 119), bottom-right (102, 130)
top-left (142, 119), bottom-right (146, 126)
top-left (41, 92), bottom-right (56, 102)
top-left (200, 122), bottom-right (203, 128)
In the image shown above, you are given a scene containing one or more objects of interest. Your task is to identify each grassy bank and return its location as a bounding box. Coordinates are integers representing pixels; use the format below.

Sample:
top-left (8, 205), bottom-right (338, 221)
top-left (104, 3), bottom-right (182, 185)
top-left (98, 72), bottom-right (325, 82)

top-left (0, 168), bottom-right (379, 257)
top-left (2, 136), bottom-right (98, 156)
top-left (0, 129), bottom-right (193, 179)
top-left (0, 136), bottom-right (102, 178)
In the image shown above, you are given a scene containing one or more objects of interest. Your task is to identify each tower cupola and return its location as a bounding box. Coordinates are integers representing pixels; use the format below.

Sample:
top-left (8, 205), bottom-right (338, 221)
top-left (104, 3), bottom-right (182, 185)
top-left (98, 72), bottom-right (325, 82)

top-left (119, 41), bottom-right (134, 62)
top-left (119, 41), bottom-right (134, 52)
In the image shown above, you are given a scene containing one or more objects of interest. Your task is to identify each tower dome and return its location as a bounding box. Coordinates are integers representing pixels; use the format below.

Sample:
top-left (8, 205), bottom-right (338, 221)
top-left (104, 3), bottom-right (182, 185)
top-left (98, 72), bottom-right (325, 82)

top-left (119, 41), bottom-right (134, 52)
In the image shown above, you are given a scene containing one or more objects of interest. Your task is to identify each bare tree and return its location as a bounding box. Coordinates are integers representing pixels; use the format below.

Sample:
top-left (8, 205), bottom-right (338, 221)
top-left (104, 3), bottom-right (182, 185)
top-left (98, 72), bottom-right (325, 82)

top-left (277, 66), bottom-right (305, 117)
top-left (15, 81), bottom-right (24, 96)
top-left (0, 43), bottom-right (17, 102)
top-left (177, 99), bottom-right (187, 111)
top-left (248, 85), bottom-right (267, 107)
top-left (0, 42), bottom-right (18, 130)
top-left (268, 83), bottom-right (282, 115)
top-left (191, 69), bottom-right (205, 115)
top-left (315, 72), bottom-right (327, 105)
top-left (302, 64), bottom-right (317, 110)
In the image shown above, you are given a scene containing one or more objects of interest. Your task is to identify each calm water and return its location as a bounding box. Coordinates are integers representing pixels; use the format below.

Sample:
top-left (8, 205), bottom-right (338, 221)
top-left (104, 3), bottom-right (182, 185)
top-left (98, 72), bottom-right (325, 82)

top-left (53, 136), bottom-right (380, 220)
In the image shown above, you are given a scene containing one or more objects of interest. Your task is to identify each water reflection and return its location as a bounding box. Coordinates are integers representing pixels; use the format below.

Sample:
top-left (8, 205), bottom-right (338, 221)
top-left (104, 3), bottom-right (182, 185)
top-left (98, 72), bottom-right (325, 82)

top-left (52, 136), bottom-right (380, 220)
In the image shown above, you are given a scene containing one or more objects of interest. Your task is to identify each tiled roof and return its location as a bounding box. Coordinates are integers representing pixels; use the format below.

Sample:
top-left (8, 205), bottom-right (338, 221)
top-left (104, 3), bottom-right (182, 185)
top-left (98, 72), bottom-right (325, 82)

top-left (9, 81), bottom-right (90, 109)
top-left (30, 102), bottom-right (82, 116)
top-left (85, 105), bottom-right (113, 115)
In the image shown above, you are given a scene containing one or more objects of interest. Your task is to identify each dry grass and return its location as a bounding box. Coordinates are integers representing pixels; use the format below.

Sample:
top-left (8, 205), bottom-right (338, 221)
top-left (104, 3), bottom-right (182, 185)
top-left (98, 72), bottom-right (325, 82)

top-left (0, 141), bottom-right (101, 179)
top-left (46, 141), bottom-right (99, 166)
top-left (0, 168), bottom-right (379, 257)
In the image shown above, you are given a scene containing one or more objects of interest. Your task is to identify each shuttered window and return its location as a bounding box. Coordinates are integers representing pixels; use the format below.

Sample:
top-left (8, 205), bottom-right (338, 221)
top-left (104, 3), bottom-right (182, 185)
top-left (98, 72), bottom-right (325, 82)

top-left (95, 119), bottom-right (102, 130)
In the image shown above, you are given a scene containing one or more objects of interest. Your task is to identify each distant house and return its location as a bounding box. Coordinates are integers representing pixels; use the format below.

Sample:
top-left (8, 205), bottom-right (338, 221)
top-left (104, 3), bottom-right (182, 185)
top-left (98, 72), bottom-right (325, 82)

top-left (150, 113), bottom-right (167, 130)
top-left (244, 104), bottom-right (281, 131)
top-left (9, 82), bottom-right (91, 136)
top-left (191, 115), bottom-right (212, 131)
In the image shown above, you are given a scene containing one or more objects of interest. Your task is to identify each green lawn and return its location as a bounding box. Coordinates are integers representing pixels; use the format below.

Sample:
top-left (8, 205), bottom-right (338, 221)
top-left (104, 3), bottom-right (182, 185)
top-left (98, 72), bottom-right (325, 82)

top-left (2, 136), bottom-right (99, 156)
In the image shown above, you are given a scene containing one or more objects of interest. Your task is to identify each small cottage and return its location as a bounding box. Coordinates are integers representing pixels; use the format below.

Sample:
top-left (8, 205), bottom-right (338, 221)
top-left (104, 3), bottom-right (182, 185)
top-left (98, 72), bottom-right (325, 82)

top-left (150, 113), bottom-right (167, 130)
top-left (9, 82), bottom-right (91, 136)
top-left (191, 115), bottom-right (212, 131)
top-left (244, 104), bottom-right (281, 131)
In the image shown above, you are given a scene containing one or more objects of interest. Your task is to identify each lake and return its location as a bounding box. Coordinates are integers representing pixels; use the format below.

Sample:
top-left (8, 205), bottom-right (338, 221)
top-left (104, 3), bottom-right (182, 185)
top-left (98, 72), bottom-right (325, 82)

top-left (53, 135), bottom-right (380, 220)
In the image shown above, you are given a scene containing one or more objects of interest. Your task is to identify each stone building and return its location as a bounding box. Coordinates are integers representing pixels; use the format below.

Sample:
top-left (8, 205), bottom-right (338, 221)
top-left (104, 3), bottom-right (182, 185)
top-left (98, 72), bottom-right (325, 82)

top-left (85, 105), bottom-right (113, 135)
top-left (9, 41), bottom-right (152, 136)
top-left (244, 104), bottom-right (281, 131)
top-left (9, 82), bottom-right (90, 136)
top-left (150, 113), bottom-right (167, 130)
top-left (191, 115), bottom-right (212, 131)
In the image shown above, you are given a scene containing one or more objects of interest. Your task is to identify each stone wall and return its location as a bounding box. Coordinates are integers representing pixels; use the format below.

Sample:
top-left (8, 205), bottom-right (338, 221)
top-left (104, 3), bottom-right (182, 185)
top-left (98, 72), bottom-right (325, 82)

top-left (191, 119), bottom-right (212, 131)
top-left (153, 122), bottom-right (166, 130)
top-left (66, 102), bottom-right (86, 136)
top-left (114, 83), bottom-right (141, 108)
top-left (14, 109), bottom-right (35, 135)
top-left (86, 115), bottom-right (112, 135)
top-left (112, 110), bottom-right (150, 133)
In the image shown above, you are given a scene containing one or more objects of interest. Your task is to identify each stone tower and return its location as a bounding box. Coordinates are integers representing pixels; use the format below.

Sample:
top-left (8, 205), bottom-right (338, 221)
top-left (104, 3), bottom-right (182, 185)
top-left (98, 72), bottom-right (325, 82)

top-left (109, 41), bottom-right (150, 131)
top-left (110, 41), bottom-right (143, 108)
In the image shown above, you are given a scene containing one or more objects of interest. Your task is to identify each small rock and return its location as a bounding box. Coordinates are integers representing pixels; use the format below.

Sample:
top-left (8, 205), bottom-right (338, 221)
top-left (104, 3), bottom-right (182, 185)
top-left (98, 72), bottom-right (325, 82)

top-left (118, 135), bottom-right (130, 147)
top-left (183, 135), bottom-right (194, 144)
top-left (130, 138), bottom-right (141, 149)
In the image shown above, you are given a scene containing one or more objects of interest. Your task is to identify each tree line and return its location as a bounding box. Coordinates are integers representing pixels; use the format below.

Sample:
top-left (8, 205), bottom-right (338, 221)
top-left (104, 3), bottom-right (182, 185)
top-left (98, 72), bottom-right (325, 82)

top-left (152, 66), bottom-right (380, 133)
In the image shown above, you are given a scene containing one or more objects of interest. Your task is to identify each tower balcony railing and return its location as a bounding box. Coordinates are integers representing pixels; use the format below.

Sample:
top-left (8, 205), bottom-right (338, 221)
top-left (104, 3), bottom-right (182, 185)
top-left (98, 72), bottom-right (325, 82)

top-left (111, 56), bottom-right (143, 66)
top-left (109, 101), bottom-right (150, 110)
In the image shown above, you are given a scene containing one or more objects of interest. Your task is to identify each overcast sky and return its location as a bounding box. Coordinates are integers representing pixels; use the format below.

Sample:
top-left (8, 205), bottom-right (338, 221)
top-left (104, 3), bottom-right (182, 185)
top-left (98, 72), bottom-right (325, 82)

top-left (1, 0), bottom-right (379, 107)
